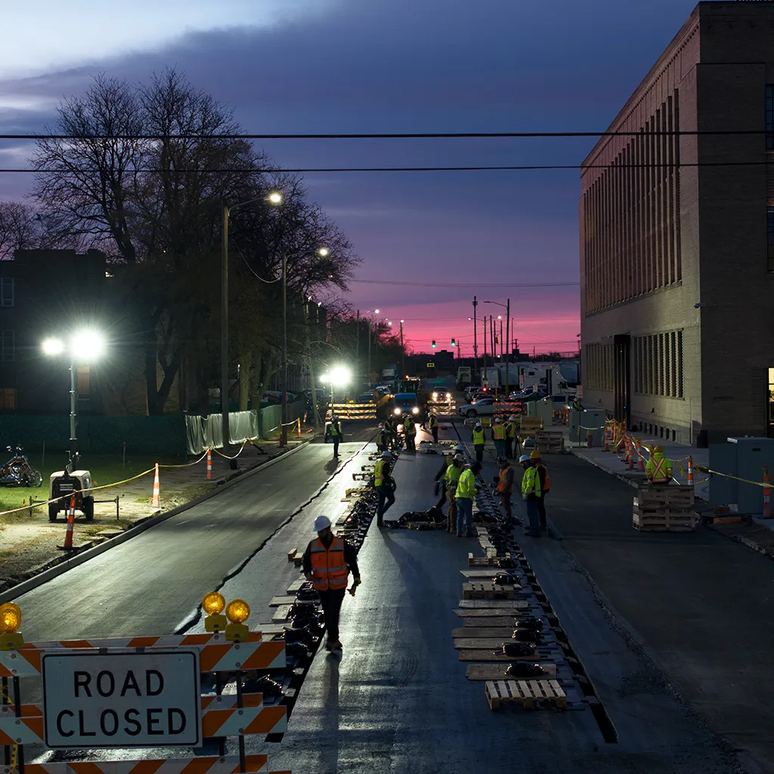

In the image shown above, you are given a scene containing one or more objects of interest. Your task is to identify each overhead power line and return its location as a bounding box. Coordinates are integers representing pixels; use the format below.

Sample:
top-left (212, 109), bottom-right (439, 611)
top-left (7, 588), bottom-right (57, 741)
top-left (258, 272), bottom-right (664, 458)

top-left (1, 160), bottom-right (773, 174)
top-left (351, 279), bottom-right (578, 288)
top-left (1, 130), bottom-right (773, 140)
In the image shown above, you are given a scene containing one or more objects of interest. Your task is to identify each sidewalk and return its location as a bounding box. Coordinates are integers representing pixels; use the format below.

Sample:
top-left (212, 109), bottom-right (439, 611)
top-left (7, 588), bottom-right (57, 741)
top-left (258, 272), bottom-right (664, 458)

top-left (0, 434), bottom-right (313, 593)
top-left (570, 442), bottom-right (774, 560)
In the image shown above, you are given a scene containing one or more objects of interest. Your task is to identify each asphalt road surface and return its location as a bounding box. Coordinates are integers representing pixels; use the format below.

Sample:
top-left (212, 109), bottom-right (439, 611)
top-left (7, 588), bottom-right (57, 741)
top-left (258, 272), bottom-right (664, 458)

top-left (13, 442), bottom-right (371, 640)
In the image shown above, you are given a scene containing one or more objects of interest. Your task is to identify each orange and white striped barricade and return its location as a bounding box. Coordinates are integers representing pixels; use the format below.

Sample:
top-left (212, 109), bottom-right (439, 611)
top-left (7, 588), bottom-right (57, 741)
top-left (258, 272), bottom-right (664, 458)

top-left (0, 629), bottom-right (289, 773)
top-left (687, 455), bottom-right (694, 486)
top-left (152, 462), bottom-right (160, 508)
top-left (207, 449), bottom-right (213, 480)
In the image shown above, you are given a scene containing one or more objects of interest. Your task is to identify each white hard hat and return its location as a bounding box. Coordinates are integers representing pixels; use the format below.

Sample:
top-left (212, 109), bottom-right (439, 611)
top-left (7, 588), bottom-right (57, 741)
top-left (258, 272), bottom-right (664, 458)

top-left (509, 415), bottom-right (516, 421)
top-left (518, 454), bottom-right (531, 463)
top-left (381, 450), bottom-right (393, 458)
top-left (313, 515), bottom-right (332, 532)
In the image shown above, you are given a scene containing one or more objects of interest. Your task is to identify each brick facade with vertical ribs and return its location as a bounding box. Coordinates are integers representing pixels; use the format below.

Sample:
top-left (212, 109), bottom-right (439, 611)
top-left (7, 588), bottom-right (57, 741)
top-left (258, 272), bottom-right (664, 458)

top-left (580, 1), bottom-right (774, 445)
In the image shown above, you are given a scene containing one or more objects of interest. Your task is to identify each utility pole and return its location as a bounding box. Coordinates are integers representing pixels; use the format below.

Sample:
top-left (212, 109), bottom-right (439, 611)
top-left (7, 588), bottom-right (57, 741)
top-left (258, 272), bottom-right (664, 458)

top-left (355, 310), bottom-right (360, 388)
top-left (483, 316), bottom-right (487, 372)
top-left (505, 298), bottom-right (510, 396)
top-left (367, 319), bottom-right (372, 385)
top-left (472, 295), bottom-right (478, 381)
top-left (305, 301), bottom-right (321, 429)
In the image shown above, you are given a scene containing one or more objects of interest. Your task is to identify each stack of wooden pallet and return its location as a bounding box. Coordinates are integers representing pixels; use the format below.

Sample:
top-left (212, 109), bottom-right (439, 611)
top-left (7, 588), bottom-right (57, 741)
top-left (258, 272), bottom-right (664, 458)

top-left (535, 430), bottom-right (564, 454)
top-left (633, 484), bottom-right (696, 532)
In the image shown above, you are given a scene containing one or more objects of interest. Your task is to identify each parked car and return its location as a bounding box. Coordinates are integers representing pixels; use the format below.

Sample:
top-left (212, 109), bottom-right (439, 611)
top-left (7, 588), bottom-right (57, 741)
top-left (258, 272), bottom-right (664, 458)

top-left (357, 391), bottom-right (377, 403)
top-left (457, 396), bottom-right (501, 418)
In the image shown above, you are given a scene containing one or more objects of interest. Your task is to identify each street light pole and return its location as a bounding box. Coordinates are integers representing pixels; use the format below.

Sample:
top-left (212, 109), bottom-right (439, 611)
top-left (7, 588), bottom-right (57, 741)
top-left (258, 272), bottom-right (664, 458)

top-left (505, 298), bottom-right (510, 396)
top-left (472, 295), bottom-right (478, 380)
top-left (281, 251), bottom-right (288, 446)
top-left (400, 320), bottom-right (406, 376)
top-left (356, 310), bottom-right (360, 388)
top-left (69, 357), bottom-right (77, 461)
top-left (221, 203), bottom-right (230, 450)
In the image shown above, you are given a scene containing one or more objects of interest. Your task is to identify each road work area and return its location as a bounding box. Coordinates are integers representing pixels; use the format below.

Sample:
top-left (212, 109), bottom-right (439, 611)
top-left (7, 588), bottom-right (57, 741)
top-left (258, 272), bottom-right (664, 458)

top-left (5, 419), bottom-right (772, 773)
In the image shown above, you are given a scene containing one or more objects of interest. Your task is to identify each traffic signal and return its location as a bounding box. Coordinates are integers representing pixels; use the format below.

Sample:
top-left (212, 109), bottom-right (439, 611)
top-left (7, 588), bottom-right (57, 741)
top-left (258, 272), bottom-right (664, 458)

top-left (431, 339), bottom-right (436, 348)
top-left (451, 338), bottom-right (456, 347)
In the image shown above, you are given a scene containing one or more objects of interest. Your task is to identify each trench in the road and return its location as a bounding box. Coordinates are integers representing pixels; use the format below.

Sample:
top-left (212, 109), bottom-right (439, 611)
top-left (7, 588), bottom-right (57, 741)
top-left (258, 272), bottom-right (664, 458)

top-left (175, 434), bottom-right (378, 635)
top-left (451, 418), bottom-right (619, 744)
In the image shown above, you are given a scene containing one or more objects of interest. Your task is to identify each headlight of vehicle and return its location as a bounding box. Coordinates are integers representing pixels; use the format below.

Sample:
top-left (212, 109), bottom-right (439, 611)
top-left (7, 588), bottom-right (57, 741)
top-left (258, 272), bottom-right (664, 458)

top-left (412, 407), bottom-right (419, 415)
top-left (446, 392), bottom-right (452, 400)
top-left (393, 408), bottom-right (401, 415)
top-left (432, 392), bottom-right (438, 401)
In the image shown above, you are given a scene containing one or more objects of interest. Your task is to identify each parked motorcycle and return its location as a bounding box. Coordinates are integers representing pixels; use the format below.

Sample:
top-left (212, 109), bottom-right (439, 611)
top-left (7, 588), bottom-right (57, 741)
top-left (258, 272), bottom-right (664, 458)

top-left (0, 445), bottom-right (43, 488)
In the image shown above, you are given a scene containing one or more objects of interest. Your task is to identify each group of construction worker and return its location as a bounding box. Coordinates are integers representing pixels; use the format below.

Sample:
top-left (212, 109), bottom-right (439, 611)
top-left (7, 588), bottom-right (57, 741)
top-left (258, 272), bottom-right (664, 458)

top-left (472, 415), bottom-right (520, 463)
top-left (376, 410), bottom-right (438, 454)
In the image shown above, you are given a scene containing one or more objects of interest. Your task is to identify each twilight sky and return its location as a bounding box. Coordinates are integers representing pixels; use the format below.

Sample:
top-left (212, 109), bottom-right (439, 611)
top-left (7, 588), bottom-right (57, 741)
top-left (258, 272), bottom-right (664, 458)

top-left (0, 0), bottom-right (703, 355)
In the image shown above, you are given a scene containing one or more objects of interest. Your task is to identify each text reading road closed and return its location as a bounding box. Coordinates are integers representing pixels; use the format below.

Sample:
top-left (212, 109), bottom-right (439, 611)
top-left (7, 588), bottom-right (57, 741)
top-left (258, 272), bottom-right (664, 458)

top-left (41, 650), bottom-right (201, 748)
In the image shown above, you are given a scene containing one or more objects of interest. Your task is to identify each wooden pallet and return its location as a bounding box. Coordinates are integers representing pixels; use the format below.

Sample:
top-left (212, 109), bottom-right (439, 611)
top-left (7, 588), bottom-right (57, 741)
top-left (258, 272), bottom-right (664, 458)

top-left (535, 431), bottom-right (564, 454)
top-left (453, 627), bottom-right (519, 638)
top-left (467, 664), bottom-right (557, 679)
top-left (468, 552), bottom-right (512, 567)
top-left (636, 484), bottom-right (694, 510)
top-left (485, 679), bottom-right (566, 711)
top-left (462, 582), bottom-right (515, 600)
top-left (457, 650), bottom-right (541, 663)
top-left (454, 608), bottom-right (520, 618)
top-left (633, 513), bottom-right (696, 532)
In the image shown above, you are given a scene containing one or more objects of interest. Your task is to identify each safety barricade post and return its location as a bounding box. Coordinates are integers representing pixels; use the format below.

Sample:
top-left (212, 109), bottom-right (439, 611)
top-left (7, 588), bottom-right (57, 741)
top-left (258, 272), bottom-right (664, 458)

top-left (637, 440), bottom-right (645, 472)
top-left (764, 466), bottom-right (771, 519)
top-left (207, 449), bottom-right (212, 480)
top-left (626, 438), bottom-right (634, 470)
top-left (297, 417), bottom-right (302, 438)
top-left (152, 462), bottom-right (160, 508)
top-left (687, 455), bottom-right (694, 487)
top-left (57, 493), bottom-right (77, 552)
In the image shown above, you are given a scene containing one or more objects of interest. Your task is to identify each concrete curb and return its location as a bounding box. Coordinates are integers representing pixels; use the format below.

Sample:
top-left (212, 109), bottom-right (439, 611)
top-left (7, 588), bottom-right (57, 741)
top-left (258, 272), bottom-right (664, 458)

top-left (0, 442), bottom-right (308, 604)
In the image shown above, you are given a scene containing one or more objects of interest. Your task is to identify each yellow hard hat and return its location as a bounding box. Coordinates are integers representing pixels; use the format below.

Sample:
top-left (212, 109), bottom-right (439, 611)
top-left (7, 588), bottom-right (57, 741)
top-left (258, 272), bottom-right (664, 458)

top-left (530, 450), bottom-right (541, 460)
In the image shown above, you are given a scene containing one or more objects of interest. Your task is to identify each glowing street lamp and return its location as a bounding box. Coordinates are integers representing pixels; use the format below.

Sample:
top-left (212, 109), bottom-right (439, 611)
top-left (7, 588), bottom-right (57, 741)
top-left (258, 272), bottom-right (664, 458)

top-left (42, 329), bottom-right (106, 465)
top-left (320, 365), bottom-right (352, 406)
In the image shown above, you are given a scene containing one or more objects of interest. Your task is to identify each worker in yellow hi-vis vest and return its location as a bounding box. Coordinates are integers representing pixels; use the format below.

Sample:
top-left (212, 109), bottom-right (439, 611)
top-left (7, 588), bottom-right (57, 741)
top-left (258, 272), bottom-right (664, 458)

top-left (646, 445), bottom-right (673, 485)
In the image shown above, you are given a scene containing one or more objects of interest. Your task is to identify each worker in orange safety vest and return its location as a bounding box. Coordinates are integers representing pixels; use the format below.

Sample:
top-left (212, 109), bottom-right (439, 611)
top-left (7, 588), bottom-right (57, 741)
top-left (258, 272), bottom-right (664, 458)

top-left (303, 514), bottom-right (360, 653)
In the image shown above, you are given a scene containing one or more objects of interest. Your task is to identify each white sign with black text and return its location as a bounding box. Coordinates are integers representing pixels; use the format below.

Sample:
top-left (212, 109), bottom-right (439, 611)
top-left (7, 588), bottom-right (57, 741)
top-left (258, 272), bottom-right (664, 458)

top-left (42, 650), bottom-right (201, 748)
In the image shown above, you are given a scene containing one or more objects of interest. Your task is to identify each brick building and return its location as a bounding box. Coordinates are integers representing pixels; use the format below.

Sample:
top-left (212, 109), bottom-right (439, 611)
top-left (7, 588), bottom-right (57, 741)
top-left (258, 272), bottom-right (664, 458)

top-left (580, 1), bottom-right (774, 445)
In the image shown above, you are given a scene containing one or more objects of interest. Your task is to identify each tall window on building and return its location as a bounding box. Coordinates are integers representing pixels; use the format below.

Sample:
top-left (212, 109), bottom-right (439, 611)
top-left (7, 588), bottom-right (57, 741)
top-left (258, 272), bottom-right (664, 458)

top-left (633, 330), bottom-right (683, 398)
top-left (0, 277), bottom-right (13, 307)
top-left (768, 207), bottom-right (774, 272)
top-left (767, 85), bottom-right (774, 150)
top-left (0, 388), bottom-right (15, 410)
top-left (0, 330), bottom-right (14, 362)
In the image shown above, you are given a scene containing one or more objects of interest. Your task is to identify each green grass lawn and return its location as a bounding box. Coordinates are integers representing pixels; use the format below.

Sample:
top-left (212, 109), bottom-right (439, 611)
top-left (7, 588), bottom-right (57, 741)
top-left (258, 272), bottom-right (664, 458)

top-left (0, 453), bottom-right (190, 512)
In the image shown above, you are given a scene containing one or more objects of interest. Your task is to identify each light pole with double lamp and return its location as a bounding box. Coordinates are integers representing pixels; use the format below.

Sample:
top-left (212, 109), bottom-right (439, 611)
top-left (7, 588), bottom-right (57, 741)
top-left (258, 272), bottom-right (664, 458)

top-left (41, 330), bottom-right (106, 468)
top-left (221, 190), bottom-right (283, 450)
top-left (483, 299), bottom-right (511, 396)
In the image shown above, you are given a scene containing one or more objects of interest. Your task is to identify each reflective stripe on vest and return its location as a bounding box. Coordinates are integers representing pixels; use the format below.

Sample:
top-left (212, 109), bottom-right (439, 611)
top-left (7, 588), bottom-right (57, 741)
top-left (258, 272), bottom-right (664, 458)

top-left (445, 464), bottom-right (462, 488)
top-left (309, 536), bottom-right (348, 591)
top-left (505, 422), bottom-right (516, 438)
top-left (457, 468), bottom-right (476, 499)
top-left (521, 465), bottom-right (542, 498)
top-left (537, 463), bottom-right (551, 493)
top-left (493, 424), bottom-right (505, 440)
top-left (404, 416), bottom-right (415, 434)
top-left (428, 415), bottom-right (438, 428)
top-left (649, 454), bottom-right (671, 483)
top-left (473, 428), bottom-right (485, 445)
top-left (497, 466), bottom-right (513, 494)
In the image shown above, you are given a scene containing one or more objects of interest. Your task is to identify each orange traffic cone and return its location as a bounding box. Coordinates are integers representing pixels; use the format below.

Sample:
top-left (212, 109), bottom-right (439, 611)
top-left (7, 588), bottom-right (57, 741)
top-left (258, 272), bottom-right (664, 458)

top-left (152, 463), bottom-right (160, 508)
top-left (626, 438), bottom-right (634, 470)
top-left (297, 417), bottom-right (302, 439)
top-left (58, 493), bottom-right (76, 551)
top-left (206, 449), bottom-right (212, 481)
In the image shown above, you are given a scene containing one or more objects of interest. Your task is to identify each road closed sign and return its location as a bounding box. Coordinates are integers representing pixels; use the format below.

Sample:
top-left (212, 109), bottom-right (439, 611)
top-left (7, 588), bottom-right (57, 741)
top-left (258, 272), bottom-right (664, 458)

top-left (42, 650), bottom-right (201, 748)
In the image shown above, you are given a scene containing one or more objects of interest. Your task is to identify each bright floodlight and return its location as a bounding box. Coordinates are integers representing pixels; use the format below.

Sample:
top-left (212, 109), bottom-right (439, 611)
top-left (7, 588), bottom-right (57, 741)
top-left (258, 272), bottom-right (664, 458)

top-left (318, 247), bottom-right (329, 257)
top-left (328, 365), bottom-right (351, 387)
top-left (374, 308), bottom-right (380, 314)
top-left (42, 338), bottom-right (65, 356)
top-left (268, 191), bottom-right (283, 205)
top-left (71, 330), bottom-right (106, 361)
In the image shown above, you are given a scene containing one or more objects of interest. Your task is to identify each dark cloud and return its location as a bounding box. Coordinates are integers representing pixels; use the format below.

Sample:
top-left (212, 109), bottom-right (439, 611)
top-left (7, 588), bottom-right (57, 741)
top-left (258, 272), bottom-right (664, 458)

top-left (0, 0), bottom-right (702, 348)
